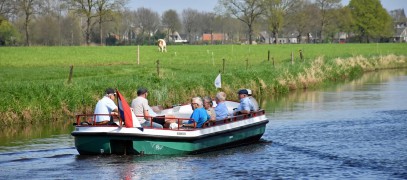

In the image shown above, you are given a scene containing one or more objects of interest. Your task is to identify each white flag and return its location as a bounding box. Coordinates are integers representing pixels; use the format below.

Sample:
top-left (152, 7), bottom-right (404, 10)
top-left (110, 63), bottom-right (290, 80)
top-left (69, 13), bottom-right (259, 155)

top-left (214, 73), bottom-right (221, 88)
top-left (130, 108), bottom-right (142, 128)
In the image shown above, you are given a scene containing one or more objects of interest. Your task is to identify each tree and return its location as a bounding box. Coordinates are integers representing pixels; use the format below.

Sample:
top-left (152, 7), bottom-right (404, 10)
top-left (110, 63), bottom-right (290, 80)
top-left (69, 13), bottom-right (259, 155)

top-left (200, 12), bottom-right (216, 44)
top-left (162, 9), bottom-right (181, 42)
top-left (134, 7), bottom-right (160, 45)
top-left (285, 0), bottom-right (317, 43)
top-left (0, 17), bottom-right (20, 45)
top-left (95, 0), bottom-right (127, 45)
top-left (61, 12), bottom-right (83, 45)
top-left (348, 0), bottom-right (393, 43)
top-left (263, 0), bottom-right (294, 44)
top-left (324, 6), bottom-right (353, 43)
top-left (182, 8), bottom-right (199, 43)
top-left (218, 0), bottom-right (265, 44)
top-left (69, 0), bottom-right (98, 45)
top-left (315, 0), bottom-right (341, 42)
top-left (15, 0), bottom-right (41, 46)
top-left (0, 0), bottom-right (15, 20)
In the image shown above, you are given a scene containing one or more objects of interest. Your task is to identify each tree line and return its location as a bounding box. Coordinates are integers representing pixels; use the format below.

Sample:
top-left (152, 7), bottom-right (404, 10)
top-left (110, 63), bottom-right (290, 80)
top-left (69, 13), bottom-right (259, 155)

top-left (0, 0), bottom-right (398, 46)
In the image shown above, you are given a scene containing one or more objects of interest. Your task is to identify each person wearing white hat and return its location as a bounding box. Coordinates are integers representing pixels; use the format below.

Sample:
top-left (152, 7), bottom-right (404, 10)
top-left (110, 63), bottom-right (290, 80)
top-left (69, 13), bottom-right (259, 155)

top-left (246, 89), bottom-right (259, 111)
top-left (94, 88), bottom-right (118, 124)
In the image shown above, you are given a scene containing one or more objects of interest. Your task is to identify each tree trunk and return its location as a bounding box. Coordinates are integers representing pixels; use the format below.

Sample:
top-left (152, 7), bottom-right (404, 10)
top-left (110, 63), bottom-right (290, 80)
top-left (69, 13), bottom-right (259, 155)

top-left (273, 31), bottom-right (279, 44)
top-left (24, 12), bottom-right (30, 46)
top-left (86, 18), bottom-right (91, 45)
top-left (24, 21), bottom-right (30, 46)
top-left (99, 16), bottom-right (103, 46)
top-left (248, 24), bottom-right (253, 44)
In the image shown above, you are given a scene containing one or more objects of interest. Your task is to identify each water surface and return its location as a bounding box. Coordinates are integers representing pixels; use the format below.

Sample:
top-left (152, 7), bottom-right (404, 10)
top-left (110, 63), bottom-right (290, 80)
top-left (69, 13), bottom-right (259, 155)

top-left (1, 70), bottom-right (406, 179)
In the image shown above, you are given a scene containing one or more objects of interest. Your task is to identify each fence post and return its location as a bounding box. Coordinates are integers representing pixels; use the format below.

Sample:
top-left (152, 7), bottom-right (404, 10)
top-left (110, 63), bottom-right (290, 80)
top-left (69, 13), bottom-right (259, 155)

top-left (268, 50), bottom-right (270, 61)
top-left (272, 57), bottom-right (275, 67)
top-left (299, 49), bottom-right (304, 62)
top-left (137, 45), bottom-right (140, 65)
top-left (156, 59), bottom-right (160, 77)
top-left (291, 51), bottom-right (294, 65)
top-left (246, 58), bottom-right (249, 70)
top-left (68, 65), bottom-right (74, 84)
top-left (222, 58), bottom-right (225, 73)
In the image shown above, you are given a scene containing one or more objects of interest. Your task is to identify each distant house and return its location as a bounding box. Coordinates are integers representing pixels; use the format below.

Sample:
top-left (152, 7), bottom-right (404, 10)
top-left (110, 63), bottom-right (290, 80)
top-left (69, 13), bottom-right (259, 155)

top-left (390, 8), bottom-right (407, 42)
top-left (258, 31), bottom-right (298, 44)
top-left (259, 31), bottom-right (272, 44)
top-left (170, 31), bottom-right (187, 43)
top-left (394, 27), bottom-right (407, 42)
top-left (202, 33), bottom-right (226, 43)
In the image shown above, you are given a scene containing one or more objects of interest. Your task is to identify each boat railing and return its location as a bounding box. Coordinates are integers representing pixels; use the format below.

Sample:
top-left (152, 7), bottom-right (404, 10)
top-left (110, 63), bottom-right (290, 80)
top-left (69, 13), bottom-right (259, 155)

top-left (136, 115), bottom-right (195, 129)
top-left (74, 114), bottom-right (121, 126)
top-left (73, 109), bottom-right (265, 130)
top-left (202, 109), bottom-right (265, 128)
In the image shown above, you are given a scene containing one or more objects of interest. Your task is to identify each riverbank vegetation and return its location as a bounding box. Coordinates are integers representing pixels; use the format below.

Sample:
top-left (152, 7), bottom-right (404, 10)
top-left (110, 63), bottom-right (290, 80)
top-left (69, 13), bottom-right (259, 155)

top-left (0, 43), bottom-right (406, 126)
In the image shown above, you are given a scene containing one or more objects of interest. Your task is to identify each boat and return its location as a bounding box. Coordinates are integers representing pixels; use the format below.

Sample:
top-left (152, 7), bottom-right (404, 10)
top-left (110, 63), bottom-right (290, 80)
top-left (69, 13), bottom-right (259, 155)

top-left (71, 91), bottom-right (269, 155)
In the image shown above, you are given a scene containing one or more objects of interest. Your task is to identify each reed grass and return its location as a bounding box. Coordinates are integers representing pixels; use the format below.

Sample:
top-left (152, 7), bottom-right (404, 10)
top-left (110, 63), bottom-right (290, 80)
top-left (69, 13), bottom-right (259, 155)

top-left (0, 44), bottom-right (406, 126)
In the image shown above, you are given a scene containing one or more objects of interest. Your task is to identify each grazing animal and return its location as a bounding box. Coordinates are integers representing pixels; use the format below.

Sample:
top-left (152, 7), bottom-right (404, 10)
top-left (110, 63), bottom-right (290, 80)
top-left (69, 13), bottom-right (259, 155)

top-left (157, 39), bottom-right (167, 52)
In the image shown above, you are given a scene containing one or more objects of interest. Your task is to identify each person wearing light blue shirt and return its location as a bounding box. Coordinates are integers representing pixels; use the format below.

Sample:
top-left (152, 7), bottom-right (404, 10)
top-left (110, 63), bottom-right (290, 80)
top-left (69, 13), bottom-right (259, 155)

top-left (233, 89), bottom-right (254, 115)
top-left (214, 92), bottom-right (229, 120)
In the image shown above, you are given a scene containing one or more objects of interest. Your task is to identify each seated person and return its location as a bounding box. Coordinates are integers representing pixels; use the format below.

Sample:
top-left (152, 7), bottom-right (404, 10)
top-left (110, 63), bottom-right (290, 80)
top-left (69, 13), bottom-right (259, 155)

top-left (246, 89), bottom-right (259, 111)
top-left (214, 92), bottom-right (229, 120)
top-left (233, 89), bottom-right (254, 116)
top-left (131, 87), bottom-right (163, 129)
top-left (215, 92), bottom-right (229, 120)
top-left (183, 97), bottom-right (210, 128)
top-left (203, 96), bottom-right (216, 122)
top-left (94, 88), bottom-right (118, 125)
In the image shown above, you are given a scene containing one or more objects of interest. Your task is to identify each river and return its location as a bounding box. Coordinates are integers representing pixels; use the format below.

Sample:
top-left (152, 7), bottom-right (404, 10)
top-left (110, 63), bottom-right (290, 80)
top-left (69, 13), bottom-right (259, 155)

top-left (1, 70), bottom-right (406, 179)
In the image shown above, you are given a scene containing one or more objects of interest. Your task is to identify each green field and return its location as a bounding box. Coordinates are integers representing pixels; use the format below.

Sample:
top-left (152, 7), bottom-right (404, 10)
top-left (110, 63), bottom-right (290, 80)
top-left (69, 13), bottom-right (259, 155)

top-left (0, 43), bottom-right (406, 126)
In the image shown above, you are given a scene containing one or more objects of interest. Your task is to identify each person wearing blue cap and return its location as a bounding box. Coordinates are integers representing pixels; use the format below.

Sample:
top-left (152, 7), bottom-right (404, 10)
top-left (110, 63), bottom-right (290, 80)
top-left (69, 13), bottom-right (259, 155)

top-left (233, 89), bottom-right (254, 115)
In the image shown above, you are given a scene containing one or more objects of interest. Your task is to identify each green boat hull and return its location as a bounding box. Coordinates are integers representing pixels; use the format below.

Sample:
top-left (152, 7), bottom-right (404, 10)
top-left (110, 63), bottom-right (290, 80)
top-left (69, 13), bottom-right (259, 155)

top-left (74, 122), bottom-right (267, 155)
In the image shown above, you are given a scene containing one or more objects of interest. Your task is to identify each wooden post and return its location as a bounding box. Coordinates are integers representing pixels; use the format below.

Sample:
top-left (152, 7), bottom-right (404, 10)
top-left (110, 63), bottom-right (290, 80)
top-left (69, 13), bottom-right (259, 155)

top-left (291, 51), bottom-right (294, 65)
top-left (137, 45), bottom-right (140, 65)
top-left (299, 49), bottom-right (303, 62)
top-left (272, 57), bottom-right (275, 67)
top-left (222, 58), bottom-right (225, 73)
top-left (246, 58), bottom-right (248, 70)
top-left (156, 59), bottom-right (160, 77)
top-left (68, 65), bottom-right (73, 84)
top-left (268, 50), bottom-right (270, 61)
top-left (212, 52), bottom-right (214, 66)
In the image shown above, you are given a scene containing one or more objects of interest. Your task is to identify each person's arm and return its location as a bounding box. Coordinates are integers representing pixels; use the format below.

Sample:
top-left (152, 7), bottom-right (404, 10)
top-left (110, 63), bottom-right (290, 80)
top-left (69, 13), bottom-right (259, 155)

top-left (141, 101), bottom-right (151, 120)
top-left (209, 109), bottom-right (216, 121)
top-left (107, 100), bottom-right (119, 116)
top-left (184, 110), bottom-right (199, 127)
top-left (234, 99), bottom-right (250, 115)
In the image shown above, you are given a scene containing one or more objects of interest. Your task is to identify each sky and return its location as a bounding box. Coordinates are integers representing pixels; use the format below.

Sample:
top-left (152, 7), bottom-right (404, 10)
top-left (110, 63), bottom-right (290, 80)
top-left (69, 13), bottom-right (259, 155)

top-left (128, 0), bottom-right (407, 15)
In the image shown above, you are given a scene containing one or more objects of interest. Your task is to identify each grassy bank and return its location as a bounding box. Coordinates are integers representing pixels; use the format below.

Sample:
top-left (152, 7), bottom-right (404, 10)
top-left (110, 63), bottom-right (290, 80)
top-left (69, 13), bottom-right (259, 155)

top-left (0, 44), bottom-right (406, 126)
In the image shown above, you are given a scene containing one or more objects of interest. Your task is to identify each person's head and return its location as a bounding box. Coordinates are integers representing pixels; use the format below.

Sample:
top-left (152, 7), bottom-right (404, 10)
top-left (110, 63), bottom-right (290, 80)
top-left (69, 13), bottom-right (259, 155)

top-left (191, 97), bottom-right (203, 110)
top-left (137, 87), bottom-right (148, 97)
top-left (237, 89), bottom-right (249, 99)
top-left (202, 96), bottom-right (213, 109)
top-left (246, 89), bottom-right (253, 96)
top-left (215, 92), bottom-right (226, 103)
top-left (105, 88), bottom-right (116, 100)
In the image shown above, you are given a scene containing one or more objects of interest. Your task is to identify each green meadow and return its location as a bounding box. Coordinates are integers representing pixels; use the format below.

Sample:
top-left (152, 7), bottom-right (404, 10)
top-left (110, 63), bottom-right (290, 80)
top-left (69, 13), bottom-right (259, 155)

top-left (0, 43), bottom-right (406, 126)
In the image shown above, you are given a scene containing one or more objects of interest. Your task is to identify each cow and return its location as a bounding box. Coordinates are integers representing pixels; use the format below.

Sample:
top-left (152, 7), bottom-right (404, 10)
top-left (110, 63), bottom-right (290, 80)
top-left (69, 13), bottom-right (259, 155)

top-left (157, 39), bottom-right (167, 52)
